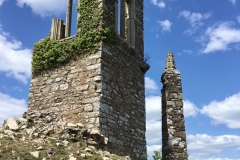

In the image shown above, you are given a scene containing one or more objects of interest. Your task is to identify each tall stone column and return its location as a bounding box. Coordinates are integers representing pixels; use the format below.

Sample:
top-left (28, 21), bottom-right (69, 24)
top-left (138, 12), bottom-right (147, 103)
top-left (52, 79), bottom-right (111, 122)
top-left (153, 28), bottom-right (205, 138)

top-left (65, 0), bottom-right (73, 37)
top-left (161, 51), bottom-right (188, 160)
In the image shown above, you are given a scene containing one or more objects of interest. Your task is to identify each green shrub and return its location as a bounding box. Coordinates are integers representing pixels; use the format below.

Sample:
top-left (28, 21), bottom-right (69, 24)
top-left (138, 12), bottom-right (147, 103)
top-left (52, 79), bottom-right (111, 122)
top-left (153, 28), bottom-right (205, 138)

top-left (32, 0), bottom-right (116, 76)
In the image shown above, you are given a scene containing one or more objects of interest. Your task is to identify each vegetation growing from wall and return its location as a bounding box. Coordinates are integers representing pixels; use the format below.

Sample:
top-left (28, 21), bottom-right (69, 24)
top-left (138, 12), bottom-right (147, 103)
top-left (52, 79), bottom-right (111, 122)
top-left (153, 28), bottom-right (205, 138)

top-left (32, 0), bottom-right (116, 76)
top-left (152, 150), bottom-right (162, 160)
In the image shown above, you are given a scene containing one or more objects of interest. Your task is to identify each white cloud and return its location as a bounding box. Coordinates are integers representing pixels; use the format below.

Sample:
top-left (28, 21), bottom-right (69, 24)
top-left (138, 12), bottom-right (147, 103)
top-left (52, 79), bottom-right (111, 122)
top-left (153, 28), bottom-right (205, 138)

top-left (158, 20), bottom-right (172, 32)
top-left (179, 11), bottom-right (211, 27)
top-left (147, 145), bottom-right (162, 158)
top-left (184, 100), bottom-right (199, 117)
top-left (145, 77), bottom-right (159, 93)
top-left (201, 92), bottom-right (240, 128)
top-left (0, 0), bottom-right (5, 6)
top-left (188, 134), bottom-right (240, 160)
top-left (229, 0), bottom-right (236, 5)
top-left (146, 95), bottom-right (198, 121)
top-left (16, 0), bottom-right (67, 17)
top-left (0, 92), bottom-right (27, 125)
top-left (148, 133), bottom-right (240, 160)
top-left (151, 0), bottom-right (166, 8)
top-left (0, 25), bottom-right (32, 84)
top-left (145, 95), bottom-right (198, 147)
top-left (201, 22), bottom-right (240, 53)
top-left (145, 96), bottom-right (162, 147)
top-left (146, 120), bottom-right (162, 144)
top-left (146, 96), bottom-right (161, 121)
top-left (179, 10), bottom-right (211, 35)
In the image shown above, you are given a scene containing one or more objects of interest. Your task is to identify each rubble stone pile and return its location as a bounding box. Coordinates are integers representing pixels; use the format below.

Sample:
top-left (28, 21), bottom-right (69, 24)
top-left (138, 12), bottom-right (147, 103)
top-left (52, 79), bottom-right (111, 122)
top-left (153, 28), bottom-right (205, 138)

top-left (0, 111), bottom-right (130, 160)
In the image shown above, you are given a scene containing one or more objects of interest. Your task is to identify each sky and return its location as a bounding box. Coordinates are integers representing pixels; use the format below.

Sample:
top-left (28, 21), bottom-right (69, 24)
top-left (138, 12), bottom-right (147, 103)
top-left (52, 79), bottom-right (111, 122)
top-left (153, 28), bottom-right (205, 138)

top-left (0, 0), bottom-right (240, 159)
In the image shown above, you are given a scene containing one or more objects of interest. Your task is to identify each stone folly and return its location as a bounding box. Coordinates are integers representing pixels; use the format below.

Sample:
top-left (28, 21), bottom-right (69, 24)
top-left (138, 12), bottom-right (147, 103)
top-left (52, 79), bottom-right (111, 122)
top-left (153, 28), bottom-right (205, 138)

top-left (161, 51), bottom-right (188, 159)
top-left (27, 0), bottom-right (149, 160)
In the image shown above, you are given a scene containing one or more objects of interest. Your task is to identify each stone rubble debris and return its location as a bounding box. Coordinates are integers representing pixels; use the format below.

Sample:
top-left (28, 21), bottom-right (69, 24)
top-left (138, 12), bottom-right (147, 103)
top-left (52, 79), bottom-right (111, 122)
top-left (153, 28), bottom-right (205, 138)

top-left (0, 110), bottom-right (132, 159)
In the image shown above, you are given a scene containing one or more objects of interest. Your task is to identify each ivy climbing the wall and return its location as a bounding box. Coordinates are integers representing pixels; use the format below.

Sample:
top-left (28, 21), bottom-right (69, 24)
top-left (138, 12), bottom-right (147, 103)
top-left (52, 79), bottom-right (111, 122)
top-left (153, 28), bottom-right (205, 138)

top-left (32, 0), bottom-right (116, 76)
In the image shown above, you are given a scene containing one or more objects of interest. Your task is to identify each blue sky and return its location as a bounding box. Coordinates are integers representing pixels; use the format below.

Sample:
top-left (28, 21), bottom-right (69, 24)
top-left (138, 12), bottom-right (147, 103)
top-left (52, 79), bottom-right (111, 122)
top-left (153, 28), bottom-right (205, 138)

top-left (0, 0), bottom-right (240, 159)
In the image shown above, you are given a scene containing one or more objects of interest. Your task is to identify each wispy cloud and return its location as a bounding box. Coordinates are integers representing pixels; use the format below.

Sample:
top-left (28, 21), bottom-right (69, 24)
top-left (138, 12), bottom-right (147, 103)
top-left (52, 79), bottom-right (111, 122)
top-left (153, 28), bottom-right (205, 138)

top-left (201, 92), bottom-right (240, 128)
top-left (179, 10), bottom-right (211, 35)
top-left (183, 49), bottom-right (193, 54)
top-left (229, 0), bottom-right (236, 5)
top-left (0, 0), bottom-right (5, 6)
top-left (151, 0), bottom-right (166, 8)
top-left (145, 77), bottom-right (159, 93)
top-left (16, 0), bottom-right (67, 17)
top-left (0, 24), bottom-right (32, 84)
top-left (188, 134), bottom-right (240, 159)
top-left (199, 22), bottom-right (240, 53)
top-left (158, 20), bottom-right (172, 32)
top-left (0, 92), bottom-right (27, 125)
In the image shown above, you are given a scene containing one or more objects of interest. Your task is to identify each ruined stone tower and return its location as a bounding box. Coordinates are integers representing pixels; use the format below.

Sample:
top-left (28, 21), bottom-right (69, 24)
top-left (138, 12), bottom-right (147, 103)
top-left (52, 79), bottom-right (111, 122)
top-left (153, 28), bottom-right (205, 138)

top-left (161, 51), bottom-right (188, 159)
top-left (27, 0), bottom-right (149, 159)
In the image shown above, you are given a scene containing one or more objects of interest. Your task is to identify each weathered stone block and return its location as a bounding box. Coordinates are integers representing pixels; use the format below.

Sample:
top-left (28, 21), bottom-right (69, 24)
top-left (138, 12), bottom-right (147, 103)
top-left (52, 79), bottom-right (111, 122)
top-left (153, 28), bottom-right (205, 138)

top-left (3, 118), bottom-right (19, 130)
top-left (84, 104), bottom-right (93, 112)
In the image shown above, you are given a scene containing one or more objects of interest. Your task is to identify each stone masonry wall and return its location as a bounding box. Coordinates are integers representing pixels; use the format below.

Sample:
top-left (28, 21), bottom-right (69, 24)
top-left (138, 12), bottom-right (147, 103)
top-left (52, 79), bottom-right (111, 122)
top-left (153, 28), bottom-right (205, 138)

top-left (28, 42), bottom-right (148, 159)
top-left (100, 1), bottom-right (147, 159)
top-left (27, 0), bottom-right (148, 159)
top-left (103, 0), bottom-right (144, 55)
top-left (99, 41), bottom-right (147, 160)
top-left (28, 50), bottom-right (102, 132)
top-left (161, 69), bottom-right (188, 160)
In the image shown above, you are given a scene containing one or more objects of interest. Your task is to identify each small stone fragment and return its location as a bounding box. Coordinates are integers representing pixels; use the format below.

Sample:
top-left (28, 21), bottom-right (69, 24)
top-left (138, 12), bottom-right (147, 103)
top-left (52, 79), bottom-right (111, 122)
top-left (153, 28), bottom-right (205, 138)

top-left (104, 137), bottom-right (108, 145)
top-left (0, 134), bottom-right (4, 139)
top-left (30, 151), bottom-right (39, 158)
top-left (37, 146), bottom-right (44, 150)
top-left (63, 140), bottom-right (69, 146)
top-left (81, 154), bottom-right (86, 158)
top-left (85, 147), bottom-right (92, 153)
top-left (4, 130), bottom-right (15, 138)
top-left (90, 128), bottom-right (100, 135)
top-left (69, 153), bottom-right (77, 160)
top-left (56, 143), bottom-right (62, 146)
top-left (4, 118), bottom-right (19, 130)
top-left (66, 123), bottom-right (77, 127)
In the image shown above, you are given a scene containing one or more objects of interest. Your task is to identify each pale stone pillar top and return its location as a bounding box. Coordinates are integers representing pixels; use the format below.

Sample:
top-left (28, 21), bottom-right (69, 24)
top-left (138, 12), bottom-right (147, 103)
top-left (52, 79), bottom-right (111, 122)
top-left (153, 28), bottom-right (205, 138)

top-left (165, 51), bottom-right (176, 70)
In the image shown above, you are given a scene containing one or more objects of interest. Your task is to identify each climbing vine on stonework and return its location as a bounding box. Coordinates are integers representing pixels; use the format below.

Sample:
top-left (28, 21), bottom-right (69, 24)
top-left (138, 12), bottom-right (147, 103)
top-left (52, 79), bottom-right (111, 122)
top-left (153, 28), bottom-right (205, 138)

top-left (32, 0), bottom-right (116, 76)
